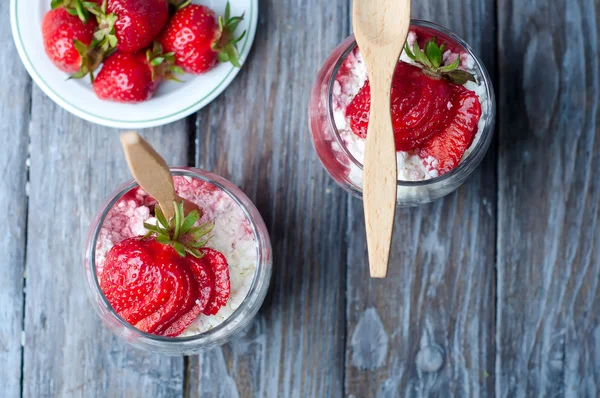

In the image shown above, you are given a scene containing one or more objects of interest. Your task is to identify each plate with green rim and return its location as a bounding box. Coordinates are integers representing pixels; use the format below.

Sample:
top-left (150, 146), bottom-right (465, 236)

top-left (10, 0), bottom-right (258, 129)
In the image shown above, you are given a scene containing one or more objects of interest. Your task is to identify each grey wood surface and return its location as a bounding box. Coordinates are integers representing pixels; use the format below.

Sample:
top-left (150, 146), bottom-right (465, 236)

top-left (345, 2), bottom-right (497, 397)
top-left (497, 0), bottom-right (600, 396)
top-left (2, 0), bottom-right (600, 397)
top-left (0, 1), bottom-right (30, 397)
top-left (187, 1), bottom-right (350, 396)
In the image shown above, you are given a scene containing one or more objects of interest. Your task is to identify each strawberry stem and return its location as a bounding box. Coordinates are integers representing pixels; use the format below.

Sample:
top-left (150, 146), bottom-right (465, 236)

top-left (213, 1), bottom-right (246, 68)
top-left (143, 200), bottom-right (213, 258)
top-left (146, 42), bottom-right (185, 82)
top-left (403, 37), bottom-right (478, 85)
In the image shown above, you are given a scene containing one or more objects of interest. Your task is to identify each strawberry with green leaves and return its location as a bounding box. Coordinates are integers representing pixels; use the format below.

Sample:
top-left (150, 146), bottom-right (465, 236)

top-left (42, 4), bottom-right (98, 75)
top-left (100, 201), bottom-right (231, 336)
top-left (89, 0), bottom-right (170, 54)
top-left (93, 42), bottom-right (183, 103)
top-left (158, 2), bottom-right (246, 74)
top-left (346, 37), bottom-right (482, 175)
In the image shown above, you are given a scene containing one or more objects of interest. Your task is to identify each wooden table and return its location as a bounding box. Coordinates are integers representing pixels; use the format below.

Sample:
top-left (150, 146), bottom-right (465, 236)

top-left (2, 0), bottom-right (599, 396)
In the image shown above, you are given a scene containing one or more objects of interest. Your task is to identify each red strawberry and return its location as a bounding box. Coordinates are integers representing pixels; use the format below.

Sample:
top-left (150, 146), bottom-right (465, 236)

top-left (200, 248), bottom-right (231, 316)
top-left (345, 37), bottom-right (482, 176)
top-left (93, 44), bottom-right (181, 103)
top-left (419, 85), bottom-right (481, 174)
top-left (161, 257), bottom-right (215, 337)
top-left (42, 8), bottom-right (96, 74)
top-left (92, 0), bottom-right (169, 53)
top-left (158, 2), bottom-right (246, 74)
top-left (99, 201), bottom-right (230, 337)
top-left (93, 52), bottom-right (156, 102)
top-left (100, 238), bottom-right (185, 327)
top-left (346, 62), bottom-right (454, 151)
top-left (135, 240), bottom-right (197, 334)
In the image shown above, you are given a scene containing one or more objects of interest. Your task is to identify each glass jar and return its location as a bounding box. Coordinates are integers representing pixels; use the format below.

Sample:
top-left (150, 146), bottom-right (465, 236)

top-left (308, 20), bottom-right (496, 206)
top-left (83, 167), bottom-right (272, 355)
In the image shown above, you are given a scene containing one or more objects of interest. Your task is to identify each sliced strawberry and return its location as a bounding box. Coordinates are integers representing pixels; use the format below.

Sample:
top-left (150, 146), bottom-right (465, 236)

top-left (99, 199), bottom-right (232, 337)
top-left (201, 248), bottom-right (230, 316)
top-left (161, 258), bottom-right (215, 337)
top-left (346, 63), bottom-right (454, 151)
top-left (134, 241), bottom-right (196, 334)
top-left (419, 85), bottom-right (481, 175)
top-left (100, 238), bottom-right (172, 325)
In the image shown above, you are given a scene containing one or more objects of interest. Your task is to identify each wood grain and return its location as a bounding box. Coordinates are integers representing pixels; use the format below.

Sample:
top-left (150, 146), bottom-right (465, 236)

top-left (0, 1), bottom-right (31, 396)
top-left (186, 0), bottom-right (350, 396)
top-left (345, 1), bottom-right (498, 396)
top-left (21, 89), bottom-right (191, 397)
top-left (353, 0), bottom-right (410, 278)
top-left (497, 0), bottom-right (600, 395)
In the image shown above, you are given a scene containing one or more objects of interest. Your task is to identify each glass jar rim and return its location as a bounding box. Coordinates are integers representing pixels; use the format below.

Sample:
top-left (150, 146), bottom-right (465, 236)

top-left (85, 166), bottom-right (270, 345)
top-left (327, 19), bottom-right (496, 187)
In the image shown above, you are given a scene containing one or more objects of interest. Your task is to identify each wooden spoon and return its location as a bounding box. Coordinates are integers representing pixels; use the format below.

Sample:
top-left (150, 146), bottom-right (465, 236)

top-left (352, 0), bottom-right (411, 278)
top-left (120, 131), bottom-right (198, 219)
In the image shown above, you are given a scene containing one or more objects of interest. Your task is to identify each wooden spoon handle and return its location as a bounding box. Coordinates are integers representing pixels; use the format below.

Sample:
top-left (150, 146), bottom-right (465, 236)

top-left (363, 62), bottom-right (397, 278)
top-left (120, 131), bottom-right (177, 220)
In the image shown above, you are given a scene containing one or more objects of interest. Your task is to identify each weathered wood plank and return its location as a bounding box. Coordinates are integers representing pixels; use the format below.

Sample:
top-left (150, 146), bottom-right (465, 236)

top-left (22, 91), bottom-right (191, 397)
top-left (345, 1), bottom-right (498, 396)
top-left (187, 0), bottom-right (350, 397)
top-left (0, 1), bottom-right (31, 396)
top-left (497, 0), bottom-right (600, 396)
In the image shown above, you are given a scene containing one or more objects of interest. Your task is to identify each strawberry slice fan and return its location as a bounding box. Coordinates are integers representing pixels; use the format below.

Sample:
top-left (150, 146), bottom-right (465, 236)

top-left (100, 201), bottom-right (231, 337)
top-left (345, 36), bottom-right (482, 175)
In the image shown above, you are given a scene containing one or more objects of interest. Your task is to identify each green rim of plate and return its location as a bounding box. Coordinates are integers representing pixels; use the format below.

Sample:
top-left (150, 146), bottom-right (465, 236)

top-left (14, 0), bottom-right (255, 125)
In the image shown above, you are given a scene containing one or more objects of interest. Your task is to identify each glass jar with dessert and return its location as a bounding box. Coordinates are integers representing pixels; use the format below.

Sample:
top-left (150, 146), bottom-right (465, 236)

top-left (309, 20), bottom-right (496, 206)
top-left (84, 167), bottom-right (272, 355)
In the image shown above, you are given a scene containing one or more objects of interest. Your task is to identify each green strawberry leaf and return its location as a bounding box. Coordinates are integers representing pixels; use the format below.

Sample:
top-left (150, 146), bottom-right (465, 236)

top-left (439, 58), bottom-right (460, 73)
top-left (185, 247), bottom-right (204, 258)
top-left (234, 30), bottom-right (246, 44)
top-left (173, 242), bottom-right (186, 257)
top-left (51, 0), bottom-right (63, 10)
top-left (404, 43), bottom-right (416, 61)
top-left (155, 206), bottom-right (170, 230)
top-left (156, 235), bottom-right (170, 245)
top-left (224, 1), bottom-right (231, 20)
top-left (150, 57), bottom-right (165, 66)
top-left (443, 69), bottom-right (477, 85)
top-left (412, 43), bottom-right (432, 68)
top-left (218, 51), bottom-right (230, 63)
top-left (425, 39), bottom-right (442, 69)
top-left (180, 209), bottom-right (200, 235)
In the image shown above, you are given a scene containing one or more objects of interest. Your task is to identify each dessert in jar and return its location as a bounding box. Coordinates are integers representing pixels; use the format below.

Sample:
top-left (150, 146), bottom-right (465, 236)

top-left (309, 20), bottom-right (496, 206)
top-left (84, 168), bottom-right (272, 355)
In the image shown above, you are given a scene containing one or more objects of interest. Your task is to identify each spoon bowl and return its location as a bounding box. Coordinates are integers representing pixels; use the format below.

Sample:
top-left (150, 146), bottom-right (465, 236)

top-left (353, 1), bottom-right (410, 46)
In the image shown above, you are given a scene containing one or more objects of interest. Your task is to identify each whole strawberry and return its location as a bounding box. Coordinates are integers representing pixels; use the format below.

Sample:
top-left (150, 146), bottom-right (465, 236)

top-left (159, 2), bottom-right (246, 74)
top-left (42, 7), bottom-right (96, 74)
top-left (91, 0), bottom-right (169, 53)
top-left (93, 43), bottom-right (181, 103)
top-left (93, 52), bottom-right (156, 103)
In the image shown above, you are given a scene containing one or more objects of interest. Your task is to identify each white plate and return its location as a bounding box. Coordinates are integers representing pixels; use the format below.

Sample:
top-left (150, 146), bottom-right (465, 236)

top-left (10, 0), bottom-right (258, 129)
